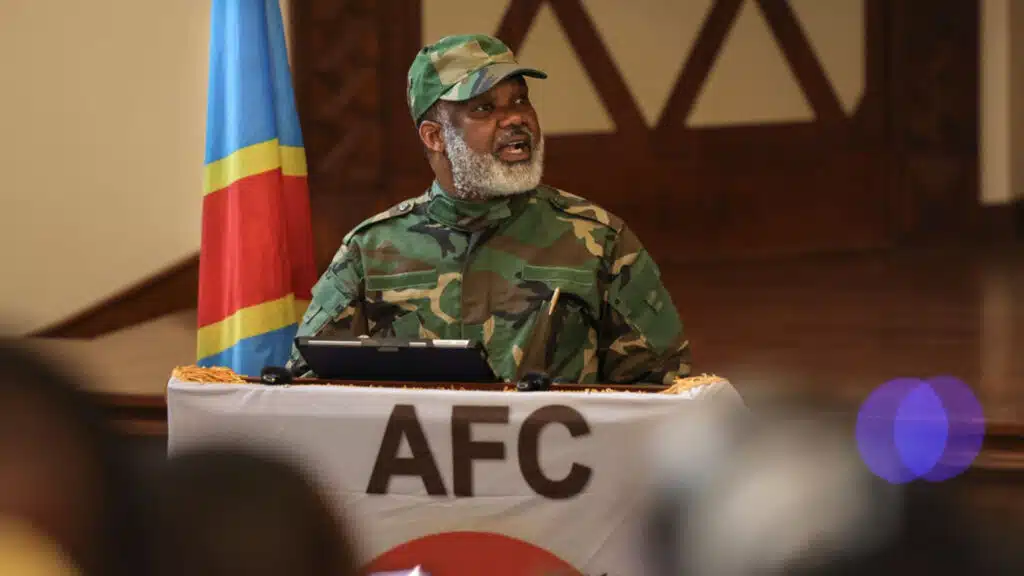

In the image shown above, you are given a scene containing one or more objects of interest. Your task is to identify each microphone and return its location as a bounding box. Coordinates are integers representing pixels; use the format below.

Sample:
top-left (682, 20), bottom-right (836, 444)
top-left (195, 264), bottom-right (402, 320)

top-left (260, 366), bottom-right (294, 385)
top-left (516, 371), bottom-right (552, 392)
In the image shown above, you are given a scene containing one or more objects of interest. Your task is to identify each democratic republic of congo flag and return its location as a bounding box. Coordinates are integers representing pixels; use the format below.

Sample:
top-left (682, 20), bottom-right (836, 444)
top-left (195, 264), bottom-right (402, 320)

top-left (196, 0), bottom-right (316, 376)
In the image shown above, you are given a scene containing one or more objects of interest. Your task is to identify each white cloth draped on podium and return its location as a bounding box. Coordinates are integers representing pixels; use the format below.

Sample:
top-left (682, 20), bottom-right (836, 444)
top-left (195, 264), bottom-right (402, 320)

top-left (166, 378), bottom-right (743, 575)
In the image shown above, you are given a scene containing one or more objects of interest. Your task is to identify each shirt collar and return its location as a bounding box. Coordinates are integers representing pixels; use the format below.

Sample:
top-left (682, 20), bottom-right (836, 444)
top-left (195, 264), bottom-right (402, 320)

top-left (426, 181), bottom-right (525, 231)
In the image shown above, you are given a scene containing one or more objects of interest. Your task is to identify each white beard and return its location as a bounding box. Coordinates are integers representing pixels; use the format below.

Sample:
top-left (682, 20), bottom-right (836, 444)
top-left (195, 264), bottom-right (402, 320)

top-left (442, 121), bottom-right (544, 200)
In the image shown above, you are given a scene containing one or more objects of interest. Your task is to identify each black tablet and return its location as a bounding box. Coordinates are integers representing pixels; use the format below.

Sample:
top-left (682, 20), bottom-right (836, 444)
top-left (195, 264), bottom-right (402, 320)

top-left (294, 336), bottom-right (499, 383)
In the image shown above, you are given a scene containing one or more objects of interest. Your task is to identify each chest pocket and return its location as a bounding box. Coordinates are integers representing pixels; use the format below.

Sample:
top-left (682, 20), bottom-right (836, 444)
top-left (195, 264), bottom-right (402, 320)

top-left (521, 265), bottom-right (599, 374)
top-left (364, 269), bottom-right (439, 338)
top-left (522, 265), bottom-right (598, 304)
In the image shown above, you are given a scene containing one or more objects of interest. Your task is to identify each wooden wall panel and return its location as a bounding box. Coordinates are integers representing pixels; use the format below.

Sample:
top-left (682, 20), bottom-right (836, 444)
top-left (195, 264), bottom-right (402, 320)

top-left (34, 0), bottom-right (985, 338)
top-left (291, 0), bottom-right (389, 270)
top-left (291, 0), bottom-right (985, 264)
top-left (887, 0), bottom-right (982, 243)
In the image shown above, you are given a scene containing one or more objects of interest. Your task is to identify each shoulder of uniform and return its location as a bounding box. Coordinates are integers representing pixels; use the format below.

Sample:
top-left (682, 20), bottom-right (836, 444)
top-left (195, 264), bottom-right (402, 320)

top-left (537, 185), bottom-right (625, 232)
top-left (342, 192), bottom-right (430, 244)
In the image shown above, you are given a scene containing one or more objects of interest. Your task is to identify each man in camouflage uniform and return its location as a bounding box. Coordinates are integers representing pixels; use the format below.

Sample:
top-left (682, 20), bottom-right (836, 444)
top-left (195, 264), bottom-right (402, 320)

top-left (287, 33), bottom-right (691, 384)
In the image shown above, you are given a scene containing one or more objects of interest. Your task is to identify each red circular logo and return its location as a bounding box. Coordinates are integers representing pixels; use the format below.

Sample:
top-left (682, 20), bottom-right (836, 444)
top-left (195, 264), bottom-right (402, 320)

top-left (361, 531), bottom-right (584, 576)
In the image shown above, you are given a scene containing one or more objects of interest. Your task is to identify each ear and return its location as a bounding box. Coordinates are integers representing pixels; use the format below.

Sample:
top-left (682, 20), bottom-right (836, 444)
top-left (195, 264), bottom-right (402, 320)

top-left (418, 120), bottom-right (445, 154)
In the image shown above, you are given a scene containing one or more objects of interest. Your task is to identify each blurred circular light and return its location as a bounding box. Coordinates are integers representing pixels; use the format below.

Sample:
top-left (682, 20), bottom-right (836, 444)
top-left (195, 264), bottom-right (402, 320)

top-left (855, 376), bottom-right (984, 484)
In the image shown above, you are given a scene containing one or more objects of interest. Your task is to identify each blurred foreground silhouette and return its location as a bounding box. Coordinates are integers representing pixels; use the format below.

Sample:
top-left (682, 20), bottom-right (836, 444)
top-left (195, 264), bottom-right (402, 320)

top-left (151, 448), bottom-right (359, 576)
top-left (0, 340), bottom-right (148, 575)
top-left (641, 400), bottom-right (1023, 575)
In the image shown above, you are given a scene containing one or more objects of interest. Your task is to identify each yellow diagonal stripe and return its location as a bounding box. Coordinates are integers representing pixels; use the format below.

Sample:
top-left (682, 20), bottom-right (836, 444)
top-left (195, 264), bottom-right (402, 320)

top-left (203, 139), bottom-right (308, 196)
top-left (197, 296), bottom-right (312, 359)
top-left (279, 146), bottom-right (307, 178)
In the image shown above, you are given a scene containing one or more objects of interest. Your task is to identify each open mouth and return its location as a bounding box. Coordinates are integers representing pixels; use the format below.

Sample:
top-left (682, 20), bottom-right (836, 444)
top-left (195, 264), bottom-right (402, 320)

top-left (495, 135), bottom-right (532, 162)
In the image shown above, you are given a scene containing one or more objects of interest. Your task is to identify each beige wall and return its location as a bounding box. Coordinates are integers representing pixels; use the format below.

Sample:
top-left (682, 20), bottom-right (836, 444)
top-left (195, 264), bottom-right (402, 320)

top-left (0, 0), bottom-right (293, 335)
top-left (0, 0), bottom-right (210, 334)
top-left (982, 0), bottom-right (1013, 205)
top-left (981, 0), bottom-right (1024, 206)
top-left (1012, 0), bottom-right (1024, 206)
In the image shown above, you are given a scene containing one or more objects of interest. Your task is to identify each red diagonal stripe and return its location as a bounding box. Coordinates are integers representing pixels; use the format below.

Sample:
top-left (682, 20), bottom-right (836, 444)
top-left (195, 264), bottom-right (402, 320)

top-left (280, 174), bottom-right (317, 301)
top-left (198, 169), bottom-right (312, 327)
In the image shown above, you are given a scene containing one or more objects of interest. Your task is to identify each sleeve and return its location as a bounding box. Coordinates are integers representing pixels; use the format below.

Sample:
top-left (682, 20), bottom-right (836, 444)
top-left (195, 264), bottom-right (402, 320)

top-left (598, 225), bottom-right (692, 384)
top-left (286, 242), bottom-right (368, 377)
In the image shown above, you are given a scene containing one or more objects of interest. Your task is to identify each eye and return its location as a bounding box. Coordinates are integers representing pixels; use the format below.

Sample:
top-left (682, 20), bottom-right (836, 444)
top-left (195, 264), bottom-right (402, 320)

top-left (472, 103), bottom-right (493, 113)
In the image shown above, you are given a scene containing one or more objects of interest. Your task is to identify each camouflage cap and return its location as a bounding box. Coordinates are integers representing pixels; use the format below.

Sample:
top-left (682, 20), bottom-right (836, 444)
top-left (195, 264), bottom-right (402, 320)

top-left (407, 34), bottom-right (548, 123)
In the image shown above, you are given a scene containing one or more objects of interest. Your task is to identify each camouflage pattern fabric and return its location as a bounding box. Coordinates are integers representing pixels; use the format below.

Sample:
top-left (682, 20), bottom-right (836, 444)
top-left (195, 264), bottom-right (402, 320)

top-left (407, 34), bottom-right (547, 123)
top-left (287, 182), bottom-right (692, 385)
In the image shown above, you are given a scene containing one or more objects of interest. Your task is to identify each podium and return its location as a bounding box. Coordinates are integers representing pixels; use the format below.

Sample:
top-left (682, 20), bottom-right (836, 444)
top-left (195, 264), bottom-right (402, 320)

top-left (166, 374), bottom-right (742, 575)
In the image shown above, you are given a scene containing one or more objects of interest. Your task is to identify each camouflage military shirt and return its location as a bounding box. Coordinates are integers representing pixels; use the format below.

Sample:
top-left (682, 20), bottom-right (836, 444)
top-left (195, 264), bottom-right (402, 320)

top-left (287, 182), bottom-right (691, 384)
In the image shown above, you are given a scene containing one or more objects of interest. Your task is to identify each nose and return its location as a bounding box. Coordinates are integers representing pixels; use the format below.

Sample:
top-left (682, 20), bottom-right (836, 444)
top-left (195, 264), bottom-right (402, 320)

top-left (498, 109), bottom-right (526, 129)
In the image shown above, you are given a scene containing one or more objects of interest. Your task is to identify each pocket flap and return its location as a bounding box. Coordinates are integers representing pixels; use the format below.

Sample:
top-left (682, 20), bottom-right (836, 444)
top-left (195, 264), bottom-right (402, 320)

top-left (522, 265), bottom-right (594, 289)
top-left (365, 269), bottom-right (439, 291)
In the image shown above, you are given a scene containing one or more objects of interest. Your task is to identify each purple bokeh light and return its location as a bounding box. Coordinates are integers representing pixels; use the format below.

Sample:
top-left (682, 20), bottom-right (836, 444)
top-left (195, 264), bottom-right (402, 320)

top-left (856, 376), bottom-right (985, 484)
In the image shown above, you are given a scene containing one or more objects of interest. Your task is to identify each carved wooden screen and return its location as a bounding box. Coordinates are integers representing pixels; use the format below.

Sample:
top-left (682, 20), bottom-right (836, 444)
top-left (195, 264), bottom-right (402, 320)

top-left (291, 0), bottom-right (978, 267)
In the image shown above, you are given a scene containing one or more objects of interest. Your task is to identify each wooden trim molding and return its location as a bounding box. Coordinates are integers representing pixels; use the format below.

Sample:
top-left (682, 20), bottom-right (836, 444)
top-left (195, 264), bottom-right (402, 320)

top-left (93, 387), bottom-right (1024, 476)
top-left (546, 0), bottom-right (647, 137)
top-left (92, 392), bottom-right (168, 438)
top-left (495, 0), bottom-right (544, 52)
top-left (656, 0), bottom-right (744, 131)
top-left (30, 254), bottom-right (199, 339)
top-left (757, 0), bottom-right (845, 123)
